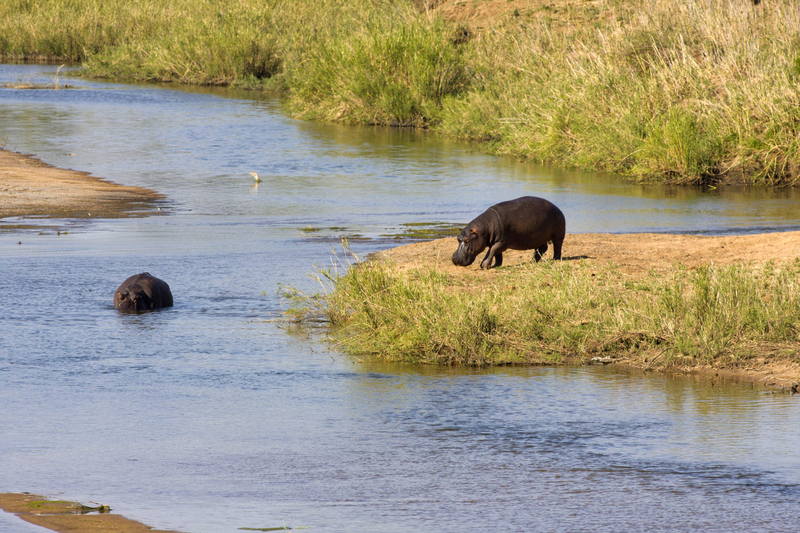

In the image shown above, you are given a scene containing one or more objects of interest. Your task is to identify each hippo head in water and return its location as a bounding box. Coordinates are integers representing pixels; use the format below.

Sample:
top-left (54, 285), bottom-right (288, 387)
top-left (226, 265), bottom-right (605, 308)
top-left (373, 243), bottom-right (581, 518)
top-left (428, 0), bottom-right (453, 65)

top-left (114, 273), bottom-right (174, 312)
top-left (452, 226), bottom-right (487, 267)
top-left (114, 283), bottom-right (154, 311)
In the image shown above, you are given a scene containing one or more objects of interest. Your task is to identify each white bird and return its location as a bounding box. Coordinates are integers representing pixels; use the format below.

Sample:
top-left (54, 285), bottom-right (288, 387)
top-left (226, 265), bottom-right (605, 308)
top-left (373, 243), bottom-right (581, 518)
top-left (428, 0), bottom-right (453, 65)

top-left (250, 171), bottom-right (262, 183)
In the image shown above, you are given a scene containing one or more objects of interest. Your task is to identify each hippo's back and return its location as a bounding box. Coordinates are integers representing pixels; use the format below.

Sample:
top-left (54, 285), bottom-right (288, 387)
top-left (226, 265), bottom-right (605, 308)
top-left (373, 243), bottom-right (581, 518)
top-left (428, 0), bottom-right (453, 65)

top-left (494, 196), bottom-right (565, 243)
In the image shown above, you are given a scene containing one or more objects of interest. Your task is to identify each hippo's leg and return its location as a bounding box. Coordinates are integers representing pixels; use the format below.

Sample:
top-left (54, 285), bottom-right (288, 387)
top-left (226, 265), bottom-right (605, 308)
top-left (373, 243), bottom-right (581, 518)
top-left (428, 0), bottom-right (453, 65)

top-left (533, 243), bottom-right (549, 262)
top-left (494, 252), bottom-right (503, 268)
top-left (480, 248), bottom-right (494, 269)
top-left (552, 236), bottom-right (563, 260)
top-left (481, 243), bottom-right (505, 269)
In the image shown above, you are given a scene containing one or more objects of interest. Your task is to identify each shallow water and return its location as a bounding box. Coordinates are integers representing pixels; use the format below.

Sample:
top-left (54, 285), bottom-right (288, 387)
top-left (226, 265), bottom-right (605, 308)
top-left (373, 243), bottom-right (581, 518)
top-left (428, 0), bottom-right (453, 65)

top-left (1, 64), bottom-right (799, 533)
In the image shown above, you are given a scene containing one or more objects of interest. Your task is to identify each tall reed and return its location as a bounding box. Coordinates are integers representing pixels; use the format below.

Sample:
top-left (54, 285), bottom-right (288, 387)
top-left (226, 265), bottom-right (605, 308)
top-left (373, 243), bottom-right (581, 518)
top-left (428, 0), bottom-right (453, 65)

top-left (440, 0), bottom-right (800, 184)
top-left (283, 9), bottom-right (472, 127)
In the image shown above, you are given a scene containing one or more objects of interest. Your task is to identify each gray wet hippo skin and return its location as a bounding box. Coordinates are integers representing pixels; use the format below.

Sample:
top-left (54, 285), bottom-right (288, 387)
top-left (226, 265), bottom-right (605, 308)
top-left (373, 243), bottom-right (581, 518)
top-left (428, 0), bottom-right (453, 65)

top-left (113, 272), bottom-right (173, 311)
top-left (452, 196), bottom-right (565, 269)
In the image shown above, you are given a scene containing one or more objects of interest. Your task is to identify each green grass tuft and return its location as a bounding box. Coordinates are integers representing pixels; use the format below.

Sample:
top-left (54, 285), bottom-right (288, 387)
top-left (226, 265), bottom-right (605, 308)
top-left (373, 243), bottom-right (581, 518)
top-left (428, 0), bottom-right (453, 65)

top-left (284, 12), bottom-right (471, 126)
top-left (282, 256), bottom-right (800, 367)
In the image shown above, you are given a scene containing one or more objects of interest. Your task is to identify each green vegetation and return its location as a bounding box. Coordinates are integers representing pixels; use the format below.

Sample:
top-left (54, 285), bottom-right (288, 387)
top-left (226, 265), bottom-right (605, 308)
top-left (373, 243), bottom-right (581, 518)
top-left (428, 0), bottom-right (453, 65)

top-left (453, 0), bottom-right (800, 185)
top-left (282, 254), bottom-right (800, 368)
top-left (2, 0), bottom-right (799, 184)
top-left (284, 13), bottom-right (471, 127)
top-left (383, 222), bottom-right (462, 241)
top-left (24, 498), bottom-right (109, 514)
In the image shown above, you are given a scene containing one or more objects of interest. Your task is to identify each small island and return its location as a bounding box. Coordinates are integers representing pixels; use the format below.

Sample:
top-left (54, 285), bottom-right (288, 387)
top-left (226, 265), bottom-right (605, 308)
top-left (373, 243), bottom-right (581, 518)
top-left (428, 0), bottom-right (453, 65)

top-left (284, 232), bottom-right (800, 389)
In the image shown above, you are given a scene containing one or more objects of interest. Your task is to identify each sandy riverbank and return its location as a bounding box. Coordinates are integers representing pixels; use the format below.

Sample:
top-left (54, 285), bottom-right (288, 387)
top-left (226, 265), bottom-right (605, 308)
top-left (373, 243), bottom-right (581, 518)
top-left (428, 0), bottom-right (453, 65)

top-left (0, 148), bottom-right (165, 230)
top-left (373, 232), bottom-right (800, 278)
top-left (0, 493), bottom-right (183, 533)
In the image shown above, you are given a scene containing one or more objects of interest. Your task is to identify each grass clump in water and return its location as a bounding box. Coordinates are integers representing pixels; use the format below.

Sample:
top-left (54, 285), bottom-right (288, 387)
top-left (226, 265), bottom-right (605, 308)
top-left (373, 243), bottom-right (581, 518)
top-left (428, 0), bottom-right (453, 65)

top-left (283, 256), bottom-right (800, 368)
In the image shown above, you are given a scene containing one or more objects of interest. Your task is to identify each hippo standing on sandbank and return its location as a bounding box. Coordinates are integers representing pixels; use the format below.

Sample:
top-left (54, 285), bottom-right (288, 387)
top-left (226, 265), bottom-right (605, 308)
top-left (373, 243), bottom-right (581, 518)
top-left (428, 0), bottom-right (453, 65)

top-left (452, 196), bottom-right (565, 269)
top-left (113, 272), bottom-right (173, 311)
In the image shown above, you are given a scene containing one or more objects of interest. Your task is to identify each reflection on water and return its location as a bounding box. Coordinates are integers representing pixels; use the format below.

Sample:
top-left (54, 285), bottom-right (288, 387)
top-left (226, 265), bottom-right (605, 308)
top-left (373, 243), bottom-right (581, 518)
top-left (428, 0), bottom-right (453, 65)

top-left (1, 64), bottom-right (800, 533)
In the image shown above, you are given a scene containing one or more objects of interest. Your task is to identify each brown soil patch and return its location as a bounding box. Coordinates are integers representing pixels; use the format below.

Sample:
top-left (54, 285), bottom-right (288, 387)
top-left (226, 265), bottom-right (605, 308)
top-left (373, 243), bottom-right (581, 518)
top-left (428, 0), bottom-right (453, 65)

top-left (0, 148), bottom-right (166, 230)
top-left (0, 493), bottom-right (182, 533)
top-left (373, 232), bottom-right (800, 277)
top-left (421, 0), bottom-right (601, 28)
top-left (372, 233), bottom-right (800, 387)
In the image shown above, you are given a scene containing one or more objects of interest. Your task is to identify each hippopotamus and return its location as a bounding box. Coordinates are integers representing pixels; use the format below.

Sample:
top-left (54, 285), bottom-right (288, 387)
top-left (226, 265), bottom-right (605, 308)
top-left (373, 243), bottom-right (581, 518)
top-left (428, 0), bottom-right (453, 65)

top-left (113, 273), bottom-right (173, 311)
top-left (452, 196), bottom-right (565, 269)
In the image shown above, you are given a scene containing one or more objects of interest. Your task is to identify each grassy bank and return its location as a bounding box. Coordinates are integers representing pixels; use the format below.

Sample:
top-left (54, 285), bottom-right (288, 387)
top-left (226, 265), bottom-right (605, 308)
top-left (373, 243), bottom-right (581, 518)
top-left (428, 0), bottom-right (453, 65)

top-left (451, 0), bottom-right (800, 185)
top-left (282, 251), bottom-right (800, 371)
top-left (2, 0), bottom-right (799, 184)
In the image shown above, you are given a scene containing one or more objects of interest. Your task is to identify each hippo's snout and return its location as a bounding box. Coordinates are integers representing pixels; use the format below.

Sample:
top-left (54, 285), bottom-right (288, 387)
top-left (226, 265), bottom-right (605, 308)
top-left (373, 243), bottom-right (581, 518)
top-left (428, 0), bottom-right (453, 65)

top-left (452, 240), bottom-right (476, 267)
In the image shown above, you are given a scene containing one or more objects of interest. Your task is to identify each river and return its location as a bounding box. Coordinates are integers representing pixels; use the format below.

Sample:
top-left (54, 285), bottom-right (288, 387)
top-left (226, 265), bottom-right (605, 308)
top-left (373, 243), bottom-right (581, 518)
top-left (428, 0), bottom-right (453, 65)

top-left (1, 63), bottom-right (799, 533)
